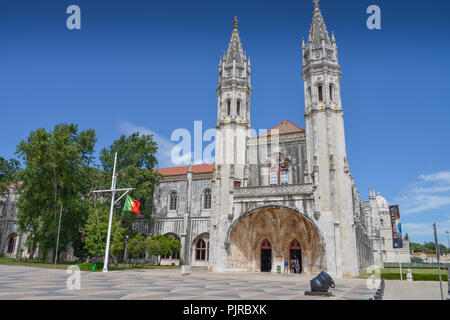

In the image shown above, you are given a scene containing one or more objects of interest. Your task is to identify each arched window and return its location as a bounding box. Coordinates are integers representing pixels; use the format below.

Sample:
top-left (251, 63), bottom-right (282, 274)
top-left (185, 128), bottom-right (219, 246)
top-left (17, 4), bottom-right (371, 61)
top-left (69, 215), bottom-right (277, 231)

top-left (269, 157), bottom-right (289, 186)
top-left (261, 239), bottom-right (271, 249)
top-left (236, 100), bottom-right (241, 116)
top-left (307, 87), bottom-right (312, 105)
top-left (318, 85), bottom-right (323, 102)
top-left (226, 100), bottom-right (231, 116)
top-left (329, 84), bottom-right (334, 101)
top-left (290, 239), bottom-right (301, 250)
top-left (169, 191), bottom-right (177, 210)
top-left (196, 238), bottom-right (207, 261)
top-left (203, 189), bottom-right (212, 209)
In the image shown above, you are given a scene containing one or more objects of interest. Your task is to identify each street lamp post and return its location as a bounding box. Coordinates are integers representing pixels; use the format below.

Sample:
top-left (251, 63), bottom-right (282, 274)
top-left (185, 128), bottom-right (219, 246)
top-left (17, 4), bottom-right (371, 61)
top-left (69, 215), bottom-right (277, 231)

top-left (433, 222), bottom-right (444, 300)
top-left (446, 230), bottom-right (449, 296)
top-left (124, 235), bottom-right (129, 266)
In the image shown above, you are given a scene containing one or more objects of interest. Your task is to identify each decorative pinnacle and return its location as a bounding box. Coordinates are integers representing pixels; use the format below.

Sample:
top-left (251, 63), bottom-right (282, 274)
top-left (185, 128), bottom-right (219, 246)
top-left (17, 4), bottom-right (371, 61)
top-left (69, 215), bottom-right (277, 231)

top-left (233, 16), bottom-right (239, 29)
top-left (314, 0), bottom-right (320, 9)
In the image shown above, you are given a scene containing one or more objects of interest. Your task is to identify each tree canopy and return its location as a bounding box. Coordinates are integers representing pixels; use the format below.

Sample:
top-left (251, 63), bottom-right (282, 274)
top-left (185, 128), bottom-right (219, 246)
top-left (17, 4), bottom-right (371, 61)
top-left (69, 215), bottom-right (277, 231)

top-left (99, 133), bottom-right (161, 226)
top-left (15, 123), bottom-right (97, 260)
top-left (0, 156), bottom-right (20, 193)
top-left (7, 123), bottom-right (162, 265)
top-left (410, 241), bottom-right (448, 254)
top-left (81, 205), bottom-right (126, 263)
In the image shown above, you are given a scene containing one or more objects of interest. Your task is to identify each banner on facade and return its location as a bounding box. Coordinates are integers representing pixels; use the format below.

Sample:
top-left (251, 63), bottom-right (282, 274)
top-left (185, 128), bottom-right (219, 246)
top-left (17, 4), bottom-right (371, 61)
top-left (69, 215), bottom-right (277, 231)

top-left (389, 205), bottom-right (403, 249)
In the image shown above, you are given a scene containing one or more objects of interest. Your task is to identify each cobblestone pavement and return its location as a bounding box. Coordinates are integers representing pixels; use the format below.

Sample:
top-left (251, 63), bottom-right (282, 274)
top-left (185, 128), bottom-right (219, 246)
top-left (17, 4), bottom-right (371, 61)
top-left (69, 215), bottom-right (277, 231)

top-left (0, 265), bottom-right (377, 300)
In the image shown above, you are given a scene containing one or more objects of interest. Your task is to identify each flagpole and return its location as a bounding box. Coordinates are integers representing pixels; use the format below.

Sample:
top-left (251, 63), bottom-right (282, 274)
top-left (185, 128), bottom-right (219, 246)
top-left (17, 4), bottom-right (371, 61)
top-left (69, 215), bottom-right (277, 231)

top-left (103, 152), bottom-right (118, 272)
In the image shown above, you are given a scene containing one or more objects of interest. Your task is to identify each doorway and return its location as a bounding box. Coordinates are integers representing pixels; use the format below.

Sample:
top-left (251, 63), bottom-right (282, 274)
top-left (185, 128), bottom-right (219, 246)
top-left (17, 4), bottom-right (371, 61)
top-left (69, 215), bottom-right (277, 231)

top-left (260, 239), bottom-right (272, 272)
top-left (289, 239), bottom-right (302, 274)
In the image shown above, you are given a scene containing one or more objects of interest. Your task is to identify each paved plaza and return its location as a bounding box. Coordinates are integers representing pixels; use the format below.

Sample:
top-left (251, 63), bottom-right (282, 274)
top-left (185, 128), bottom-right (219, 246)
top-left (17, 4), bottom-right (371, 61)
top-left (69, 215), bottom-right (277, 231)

top-left (0, 265), bottom-right (382, 300)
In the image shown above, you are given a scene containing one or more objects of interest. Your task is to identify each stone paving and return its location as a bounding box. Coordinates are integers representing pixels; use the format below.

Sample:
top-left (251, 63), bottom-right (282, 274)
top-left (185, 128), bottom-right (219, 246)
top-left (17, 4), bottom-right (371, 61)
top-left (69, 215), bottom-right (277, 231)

top-left (383, 280), bottom-right (449, 300)
top-left (0, 265), bottom-right (378, 300)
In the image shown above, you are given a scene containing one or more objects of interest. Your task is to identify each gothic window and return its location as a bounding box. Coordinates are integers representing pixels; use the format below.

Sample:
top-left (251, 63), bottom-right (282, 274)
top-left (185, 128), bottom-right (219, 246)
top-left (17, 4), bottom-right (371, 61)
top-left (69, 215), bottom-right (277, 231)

top-left (227, 100), bottom-right (231, 116)
top-left (280, 171), bottom-right (289, 185)
top-left (169, 191), bottom-right (177, 210)
top-left (196, 238), bottom-right (207, 261)
top-left (329, 84), bottom-right (334, 101)
top-left (236, 100), bottom-right (241, 116)
top-left (318, 85), bottom-right (323, 102)
top-left (269, 157), bottom-right (289, 186)
top-left (380, 218), bottom-right (384, 227)
top-left (203, 189), bottom-right (212, 209)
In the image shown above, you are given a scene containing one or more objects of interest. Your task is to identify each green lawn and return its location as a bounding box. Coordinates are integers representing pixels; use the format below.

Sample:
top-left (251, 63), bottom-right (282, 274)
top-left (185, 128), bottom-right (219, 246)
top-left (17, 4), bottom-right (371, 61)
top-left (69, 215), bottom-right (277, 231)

top-left (358, 267), bottom-right (448, 281)
top-left (0, 257), bottom-right (181, 272)
top-left (0, 257), bottom-right (70, 270)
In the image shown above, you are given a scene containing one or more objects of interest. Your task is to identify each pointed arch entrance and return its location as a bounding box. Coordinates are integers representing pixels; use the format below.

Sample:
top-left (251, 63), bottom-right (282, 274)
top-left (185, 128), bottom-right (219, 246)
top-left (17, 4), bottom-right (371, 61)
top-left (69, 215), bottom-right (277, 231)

top-left (289, 239), bottom-right (302, 273)
top-left (260, 239), bottom-right (272, 272)
top-left (226, 206), bottom-right (325, 273)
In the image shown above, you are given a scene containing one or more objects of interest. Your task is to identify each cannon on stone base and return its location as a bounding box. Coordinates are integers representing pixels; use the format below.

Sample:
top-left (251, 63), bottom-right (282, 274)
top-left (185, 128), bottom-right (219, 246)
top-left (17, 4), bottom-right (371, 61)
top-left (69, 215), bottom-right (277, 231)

top-left (305, 271), bottom-right (335, 297)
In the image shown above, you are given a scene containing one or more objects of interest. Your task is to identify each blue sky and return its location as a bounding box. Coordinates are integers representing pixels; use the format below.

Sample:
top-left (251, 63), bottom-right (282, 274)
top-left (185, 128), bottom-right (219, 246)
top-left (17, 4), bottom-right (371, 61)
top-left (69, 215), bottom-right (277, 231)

top-left (0, 0), bottom-right (449, 245)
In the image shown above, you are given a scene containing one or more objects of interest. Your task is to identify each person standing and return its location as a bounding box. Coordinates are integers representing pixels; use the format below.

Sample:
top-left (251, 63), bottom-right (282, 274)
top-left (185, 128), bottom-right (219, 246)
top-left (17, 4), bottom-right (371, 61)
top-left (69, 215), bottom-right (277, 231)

top-left (284, 259), bottom-right (289, 275)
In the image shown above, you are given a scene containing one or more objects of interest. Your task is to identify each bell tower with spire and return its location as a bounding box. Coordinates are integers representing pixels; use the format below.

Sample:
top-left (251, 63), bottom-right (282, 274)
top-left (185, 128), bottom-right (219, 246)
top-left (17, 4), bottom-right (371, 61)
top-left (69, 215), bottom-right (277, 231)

top-left (215, 17), bottom-right (252, 168)
top-left (302, 0), bottom-right (359, 277)
top-left (209, 17), bottom-right (252, 272)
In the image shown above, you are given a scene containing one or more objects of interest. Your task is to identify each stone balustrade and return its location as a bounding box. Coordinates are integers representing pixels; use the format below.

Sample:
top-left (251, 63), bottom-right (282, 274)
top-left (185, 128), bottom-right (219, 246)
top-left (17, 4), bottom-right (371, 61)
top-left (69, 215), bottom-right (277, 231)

top-left (233, 184), bottom-right (316, 198)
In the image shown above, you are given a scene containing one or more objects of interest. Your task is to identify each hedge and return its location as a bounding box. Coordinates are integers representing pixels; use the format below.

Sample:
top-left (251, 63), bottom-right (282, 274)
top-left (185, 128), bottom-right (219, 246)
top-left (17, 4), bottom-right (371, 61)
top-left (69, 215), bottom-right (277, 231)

top-left (381, 272), bottom-right (448, 281)
top-left (77, 262), bottom-right (104, 271)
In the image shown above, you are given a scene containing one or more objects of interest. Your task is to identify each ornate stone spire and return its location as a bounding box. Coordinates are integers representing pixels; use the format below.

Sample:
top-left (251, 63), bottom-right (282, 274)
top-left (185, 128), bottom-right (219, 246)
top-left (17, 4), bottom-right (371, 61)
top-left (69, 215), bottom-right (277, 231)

top-left (308, 0), bottom-right (331, 46)
top-left (225, 17), bottom-right (246, 64)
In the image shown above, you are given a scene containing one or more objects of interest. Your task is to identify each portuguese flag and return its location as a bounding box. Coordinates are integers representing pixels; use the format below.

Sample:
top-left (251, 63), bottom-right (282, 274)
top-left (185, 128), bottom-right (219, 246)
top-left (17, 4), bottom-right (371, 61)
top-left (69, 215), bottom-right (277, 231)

top-left (123, 195), bottom-right (141, 216)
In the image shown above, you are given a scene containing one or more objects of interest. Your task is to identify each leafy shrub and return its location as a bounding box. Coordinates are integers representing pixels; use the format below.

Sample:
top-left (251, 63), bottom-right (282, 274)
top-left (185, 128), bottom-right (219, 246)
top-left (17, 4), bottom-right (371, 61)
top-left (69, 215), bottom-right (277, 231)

top-left (381, 272), bottom-right (447, 281)
top-left (77, 262), bottom-right (104, 271)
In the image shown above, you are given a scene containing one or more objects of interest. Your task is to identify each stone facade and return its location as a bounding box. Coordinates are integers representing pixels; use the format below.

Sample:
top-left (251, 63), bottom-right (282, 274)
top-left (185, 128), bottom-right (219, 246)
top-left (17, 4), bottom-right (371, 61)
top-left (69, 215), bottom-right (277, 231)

top-left (149, 2), bottom-right (410, 277)
top-left (0, 1), bottom-right (410, 276)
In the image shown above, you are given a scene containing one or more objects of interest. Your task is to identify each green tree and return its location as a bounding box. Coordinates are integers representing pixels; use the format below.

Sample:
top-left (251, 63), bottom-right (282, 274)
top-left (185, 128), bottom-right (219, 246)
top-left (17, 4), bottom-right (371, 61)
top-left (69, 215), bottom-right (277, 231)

top-left (99, 133), bottom-right (161, 230)
top-left (15, 123), bottom-right (97, 261)
top-left (147, 234), bottom-right (181, 265)
top-left (423, 242), bottom-right (436, 254)
top-left (81, 205), bottom-right (125, 265)
top-left (410, 242), bottom-right (425, 253)
top-left (127, 233), bottom-right (148, 262)
top-left (0, 156), bottom-right (20, 193)
top-left (404, 233), bottom-right (409, 241)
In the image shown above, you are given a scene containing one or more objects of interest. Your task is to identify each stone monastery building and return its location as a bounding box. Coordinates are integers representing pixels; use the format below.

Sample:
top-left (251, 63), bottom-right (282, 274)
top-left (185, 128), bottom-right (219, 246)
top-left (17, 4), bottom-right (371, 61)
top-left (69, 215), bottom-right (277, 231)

top-left (0, 1), bottom-right (410, 277)
top-left (139, 1), bottom-right (410, 277)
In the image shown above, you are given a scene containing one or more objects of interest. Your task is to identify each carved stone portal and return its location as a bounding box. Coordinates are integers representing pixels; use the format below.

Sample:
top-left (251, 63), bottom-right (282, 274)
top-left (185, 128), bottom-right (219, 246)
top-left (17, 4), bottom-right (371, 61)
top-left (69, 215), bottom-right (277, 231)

top-left (227, 207), bottom-right (325, 273)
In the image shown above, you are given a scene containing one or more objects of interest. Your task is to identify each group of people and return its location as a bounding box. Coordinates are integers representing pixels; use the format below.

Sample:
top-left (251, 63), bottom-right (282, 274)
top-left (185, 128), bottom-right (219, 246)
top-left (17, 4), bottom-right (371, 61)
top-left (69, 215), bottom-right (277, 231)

top-left (284, 257), bottom-right (302, 274)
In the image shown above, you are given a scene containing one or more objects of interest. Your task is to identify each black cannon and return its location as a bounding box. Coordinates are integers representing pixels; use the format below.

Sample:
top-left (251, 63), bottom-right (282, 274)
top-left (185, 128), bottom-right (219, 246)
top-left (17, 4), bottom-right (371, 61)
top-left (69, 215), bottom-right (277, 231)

top-left (305, 271), bottom-right (335, 296)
